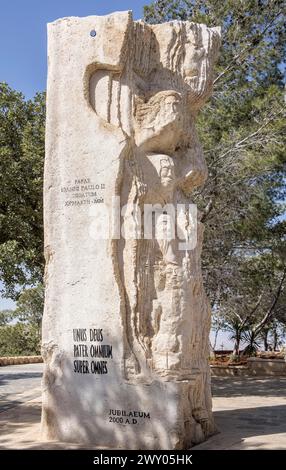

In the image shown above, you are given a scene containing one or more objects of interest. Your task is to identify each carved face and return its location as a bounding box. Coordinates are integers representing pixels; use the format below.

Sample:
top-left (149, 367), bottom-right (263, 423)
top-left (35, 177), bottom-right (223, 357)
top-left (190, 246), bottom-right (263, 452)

top-left (159, 157), bottom-right (175, 190)
top-left (161, 94), bottom-right (182, 117)
top-left (183, 28), bottom-right (205, 86)
top-left (134, 91), bottom-right (183, 151)
top-left (142, 153), bottom-right (176, 204)
top-left (181, 23), bottom-right (221, 103)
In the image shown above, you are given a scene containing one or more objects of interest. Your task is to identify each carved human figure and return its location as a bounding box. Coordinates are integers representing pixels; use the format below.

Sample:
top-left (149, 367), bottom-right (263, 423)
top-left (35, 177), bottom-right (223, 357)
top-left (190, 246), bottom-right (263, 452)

top-left (116, 22), bottom-right (220, 381)
top-left (86, 10), bottom-right (220, 406)
top-left (134, 91), bottom-right (183, 152)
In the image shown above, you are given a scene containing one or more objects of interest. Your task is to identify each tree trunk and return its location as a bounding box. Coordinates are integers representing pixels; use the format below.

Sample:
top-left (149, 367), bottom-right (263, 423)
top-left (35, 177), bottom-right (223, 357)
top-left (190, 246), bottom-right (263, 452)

top-left (263, 330), bottom-right (269, 351)
top-left (273, 328), bottom-right (278, 351)
top-left (232, 333), bottom-right (240, 356)
top-left (249, 332), bottom-right (255, 355)
top-left (213, 328), bottom-right (220, 352)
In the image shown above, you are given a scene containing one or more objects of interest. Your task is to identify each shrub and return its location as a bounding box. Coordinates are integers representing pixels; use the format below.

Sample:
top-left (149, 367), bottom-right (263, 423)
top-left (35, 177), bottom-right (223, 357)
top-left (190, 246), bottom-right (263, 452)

top-left (0, 323), bottom-right (40, 356)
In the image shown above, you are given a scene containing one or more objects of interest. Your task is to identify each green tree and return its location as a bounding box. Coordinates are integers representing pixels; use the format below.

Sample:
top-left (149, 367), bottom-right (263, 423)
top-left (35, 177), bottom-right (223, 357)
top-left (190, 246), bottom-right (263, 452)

top-left (14, 284), bottom-right (44, 336)
top-left (0, 309), bottom-right (13, 326)
top-left (0, 323), bottom-right (40, 356)
top-left (0, 284), bottom-right (44, 356)
top-left (0, 83), bottom-right (45, 300)
top-left (219, 254), bottom-right (285, 356)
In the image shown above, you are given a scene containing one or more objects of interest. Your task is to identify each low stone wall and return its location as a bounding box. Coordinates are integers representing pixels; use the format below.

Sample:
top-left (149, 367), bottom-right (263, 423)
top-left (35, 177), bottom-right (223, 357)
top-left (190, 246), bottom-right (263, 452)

top-left (247, 357), bottom-right (286, 376)
top-left (211, 365), bottom-right (248, 377)
top-left (0, 356), bottom-right (43, 366)
top-left (211, 357), bottom-right (286, 377)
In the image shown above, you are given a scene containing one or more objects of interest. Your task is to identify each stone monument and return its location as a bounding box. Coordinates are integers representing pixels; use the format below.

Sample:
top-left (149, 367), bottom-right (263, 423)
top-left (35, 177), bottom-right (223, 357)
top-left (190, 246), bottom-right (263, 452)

top-left (42, 11), bottom-right (221, 449)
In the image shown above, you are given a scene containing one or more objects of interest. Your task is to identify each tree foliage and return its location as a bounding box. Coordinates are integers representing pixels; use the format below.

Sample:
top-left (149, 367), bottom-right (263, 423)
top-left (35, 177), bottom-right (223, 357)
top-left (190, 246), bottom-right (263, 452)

top-left (0, 83), bottom-right (45, 299)
top-left (0, 309), bottom-right (13, 326)
top-left (14, 284), bottom-right (44, 332)
top-left (0, 323), bottom-right (40, 356)
top-left (0, 285), bottom-right (44, 356)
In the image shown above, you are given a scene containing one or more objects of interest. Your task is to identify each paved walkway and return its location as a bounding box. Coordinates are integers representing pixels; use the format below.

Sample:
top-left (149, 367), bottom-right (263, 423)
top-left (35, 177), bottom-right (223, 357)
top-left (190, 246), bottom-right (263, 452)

top-left (0, 364), bottom-right (285, 449)
top-left (0, 363), bottom-right (42, 413)
top-left (195, 376), bottom-right (286, 450)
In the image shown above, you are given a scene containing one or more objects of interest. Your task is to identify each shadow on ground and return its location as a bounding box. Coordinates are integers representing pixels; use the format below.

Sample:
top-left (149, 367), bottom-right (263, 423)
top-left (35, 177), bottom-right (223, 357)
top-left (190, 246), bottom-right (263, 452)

top-left (0, 373), bottom-right (285, 449)
top-left (212, 376), bottom-right (286, 398)
top-left (215, 404), bottom-right (286, 434)
top-left (0, 373), bottom-right (42, 385)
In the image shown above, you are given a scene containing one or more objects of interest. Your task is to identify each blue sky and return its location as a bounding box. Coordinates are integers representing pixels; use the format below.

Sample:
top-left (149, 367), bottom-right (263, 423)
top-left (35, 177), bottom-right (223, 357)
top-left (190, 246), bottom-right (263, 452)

top-left (0, 0), bottom-right (152, 99)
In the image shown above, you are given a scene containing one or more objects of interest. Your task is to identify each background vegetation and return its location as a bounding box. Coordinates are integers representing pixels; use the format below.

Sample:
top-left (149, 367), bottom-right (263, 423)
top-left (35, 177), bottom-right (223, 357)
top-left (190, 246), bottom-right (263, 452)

top-left (0, 0), bottom-right (285, 357)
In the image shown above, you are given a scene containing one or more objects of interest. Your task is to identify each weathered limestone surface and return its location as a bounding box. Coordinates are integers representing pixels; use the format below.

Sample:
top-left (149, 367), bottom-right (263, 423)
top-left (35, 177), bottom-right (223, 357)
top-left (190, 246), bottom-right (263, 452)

top-left (42, 11), bottom-right (220, 449)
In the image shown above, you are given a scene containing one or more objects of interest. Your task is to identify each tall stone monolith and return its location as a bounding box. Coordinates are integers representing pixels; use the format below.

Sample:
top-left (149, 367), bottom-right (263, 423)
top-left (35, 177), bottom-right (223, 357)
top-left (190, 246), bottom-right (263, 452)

top-left (42, 11), bottom-right (221, 449)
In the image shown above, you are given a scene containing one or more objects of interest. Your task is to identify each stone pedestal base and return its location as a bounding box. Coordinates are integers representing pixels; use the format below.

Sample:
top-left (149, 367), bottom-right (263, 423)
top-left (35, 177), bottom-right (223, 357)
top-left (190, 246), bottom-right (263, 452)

top-left (41, 356), bottom-right (215, 449)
